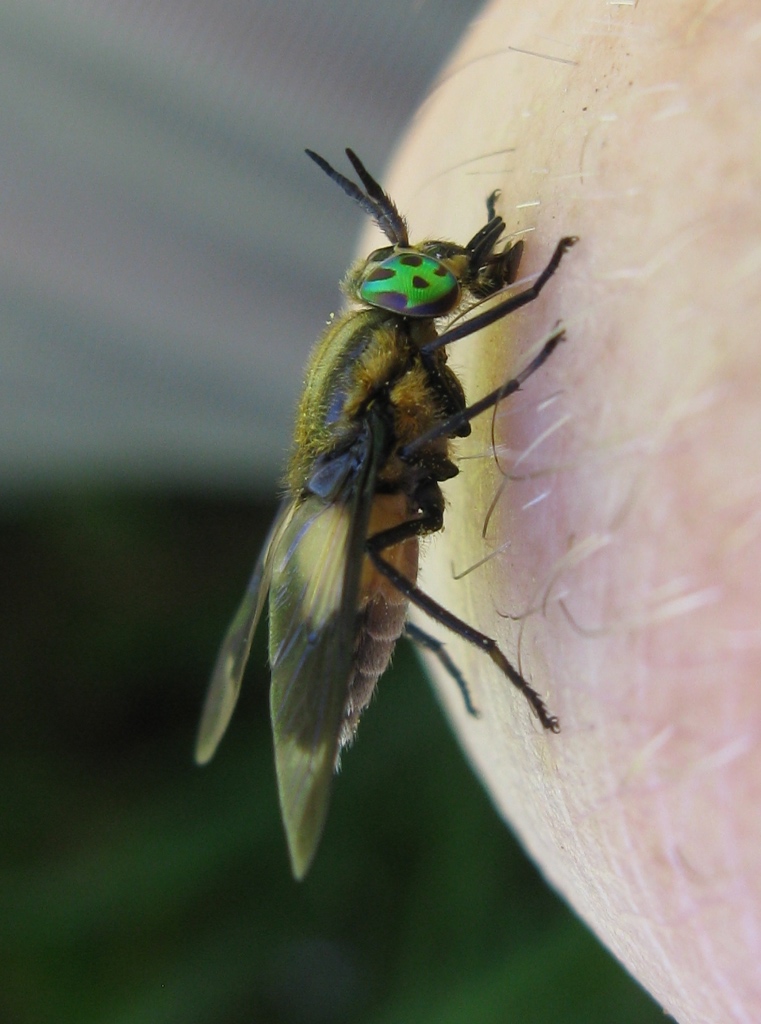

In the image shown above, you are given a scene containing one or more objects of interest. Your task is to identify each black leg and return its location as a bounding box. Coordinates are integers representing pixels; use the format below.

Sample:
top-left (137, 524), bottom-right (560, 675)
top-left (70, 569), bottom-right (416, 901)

top-left (486, 189), bottom-right (500, 223)
top-left (400, 323), bottom-right (565, 460)
top-left (405, 621), bottom-right (479, 718)
top-left (367, 518), bottom-right (560, 732)
top-left (422, 235), bottom-right (577, 355)
top-left (465, 214), bottom-right (505, 268)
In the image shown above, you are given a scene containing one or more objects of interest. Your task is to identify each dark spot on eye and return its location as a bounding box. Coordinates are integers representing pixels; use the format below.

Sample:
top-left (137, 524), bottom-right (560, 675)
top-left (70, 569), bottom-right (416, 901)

top-left (412, 276), bottom-right (429, 290)
top-left (367, 267), bottom-right (396, 282)
top-left (375, 291), bottom-right (408, 313)
top-left (399, 254), bottom-right (423, 267)
top-left (434, 266), bottom-right (449, 277)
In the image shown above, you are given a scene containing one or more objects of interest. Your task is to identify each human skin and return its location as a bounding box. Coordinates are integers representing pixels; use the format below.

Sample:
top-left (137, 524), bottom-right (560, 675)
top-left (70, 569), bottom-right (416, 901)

top-left (374, 1), bottom-right (761, 1021)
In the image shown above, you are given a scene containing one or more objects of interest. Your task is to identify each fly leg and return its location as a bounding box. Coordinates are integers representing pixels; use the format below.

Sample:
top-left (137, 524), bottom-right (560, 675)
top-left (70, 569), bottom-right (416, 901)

top-left (404, 621), bottom-right (479, 718)
top-left (422, 235), bottom-right (577, 355)
top-left (400, 322), bottom-right (566, 460)
top-left (366, 517), bottom-right (560, 732)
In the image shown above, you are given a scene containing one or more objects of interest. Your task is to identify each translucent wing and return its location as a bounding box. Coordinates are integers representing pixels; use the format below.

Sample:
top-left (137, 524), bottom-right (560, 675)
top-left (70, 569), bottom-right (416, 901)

top-left (195, 500), bottom-right (295, 765)
top-left (269, 425), bottom-right (381, 879)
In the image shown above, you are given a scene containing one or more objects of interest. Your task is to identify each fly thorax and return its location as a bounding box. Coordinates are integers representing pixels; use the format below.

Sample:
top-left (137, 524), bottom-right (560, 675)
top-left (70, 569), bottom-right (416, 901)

top-left (388, 364), bottom-right (444, 447)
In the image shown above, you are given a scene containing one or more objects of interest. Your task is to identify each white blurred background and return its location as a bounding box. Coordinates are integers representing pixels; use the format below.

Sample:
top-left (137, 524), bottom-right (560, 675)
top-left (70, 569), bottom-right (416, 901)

top-left (0, 0), bottom-right (485, 494)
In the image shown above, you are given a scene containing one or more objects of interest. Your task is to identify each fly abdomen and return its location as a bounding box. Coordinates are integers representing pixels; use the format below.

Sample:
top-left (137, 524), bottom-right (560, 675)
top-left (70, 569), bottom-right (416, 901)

top-left (339, 591), bottom-right (409, 751)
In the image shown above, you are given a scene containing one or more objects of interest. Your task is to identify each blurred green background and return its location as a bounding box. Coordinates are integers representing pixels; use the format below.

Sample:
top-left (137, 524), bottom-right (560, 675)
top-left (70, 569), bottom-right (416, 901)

top-left (1, 491), bottom-right (666, 1024)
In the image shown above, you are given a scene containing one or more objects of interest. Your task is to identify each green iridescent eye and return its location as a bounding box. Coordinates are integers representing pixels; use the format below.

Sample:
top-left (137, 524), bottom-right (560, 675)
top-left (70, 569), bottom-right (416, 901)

top-left (359, 250), bottom-right (460, 317)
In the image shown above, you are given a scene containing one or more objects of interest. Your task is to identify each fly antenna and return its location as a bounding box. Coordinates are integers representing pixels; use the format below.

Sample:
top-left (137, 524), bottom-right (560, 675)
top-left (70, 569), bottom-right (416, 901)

top-left (305, 149), bottom-right (409, 246)
top-left (344, 149), bottom-right (408, 245)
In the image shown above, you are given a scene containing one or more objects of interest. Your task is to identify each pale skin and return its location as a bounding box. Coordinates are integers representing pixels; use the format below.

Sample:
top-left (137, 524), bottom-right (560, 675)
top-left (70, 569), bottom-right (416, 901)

top-left (364, 1), bottom-right (761, 1022)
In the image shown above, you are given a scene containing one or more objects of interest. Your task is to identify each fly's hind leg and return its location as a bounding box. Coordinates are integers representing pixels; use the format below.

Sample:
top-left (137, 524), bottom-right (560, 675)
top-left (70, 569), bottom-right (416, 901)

top-left (404, 621), bottom-right (479, 718)
top-left (367, 517), bottom-right (560, 733)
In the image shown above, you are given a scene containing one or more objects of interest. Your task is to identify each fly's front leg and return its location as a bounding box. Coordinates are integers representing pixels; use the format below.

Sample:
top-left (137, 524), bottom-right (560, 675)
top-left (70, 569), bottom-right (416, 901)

top-left (399, 323), bottom-right (566, 460)
top-left (423, 235), bottom-right (577, 355)
top-left (366, 515), bottom-right (560, 732)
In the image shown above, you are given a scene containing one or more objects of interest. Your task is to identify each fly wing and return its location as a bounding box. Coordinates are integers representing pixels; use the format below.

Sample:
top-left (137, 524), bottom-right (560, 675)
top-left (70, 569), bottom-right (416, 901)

top-left (269, 424), bottom-right (382, 879)
top-left (195, 500), bottom-right (295, 766)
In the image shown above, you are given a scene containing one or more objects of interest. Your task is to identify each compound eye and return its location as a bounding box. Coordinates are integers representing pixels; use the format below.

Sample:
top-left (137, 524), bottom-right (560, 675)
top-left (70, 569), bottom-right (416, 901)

top-left (420, 241), bottom-right (462, 262)
top-left (358, 250), bottom-right (460, 317)
top-left (365, 245), bottom-right (395, 263)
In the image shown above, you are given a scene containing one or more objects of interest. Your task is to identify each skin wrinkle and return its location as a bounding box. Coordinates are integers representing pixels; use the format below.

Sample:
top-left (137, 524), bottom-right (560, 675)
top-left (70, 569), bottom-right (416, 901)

top-left (508, 534), bottom-right (614, 675)
top-left (602, 729), bottom-right (737, 1024)
top-left (521, 488), bottom-right (551, 511)
top-left (640, 718), bottom-right (750, 1009)
top-left (605, 808), bottom-right (681, 999)
top-left (560, 580), bottom-right (722, 637)
top-left (512, 411), bottom-right (572, 468)
top-left (659, 786), bottom-right (744, 1020)
top-left (736, 240), bottom-right (761, 277)
top-left (598, 224), bottom-right (711, 281)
